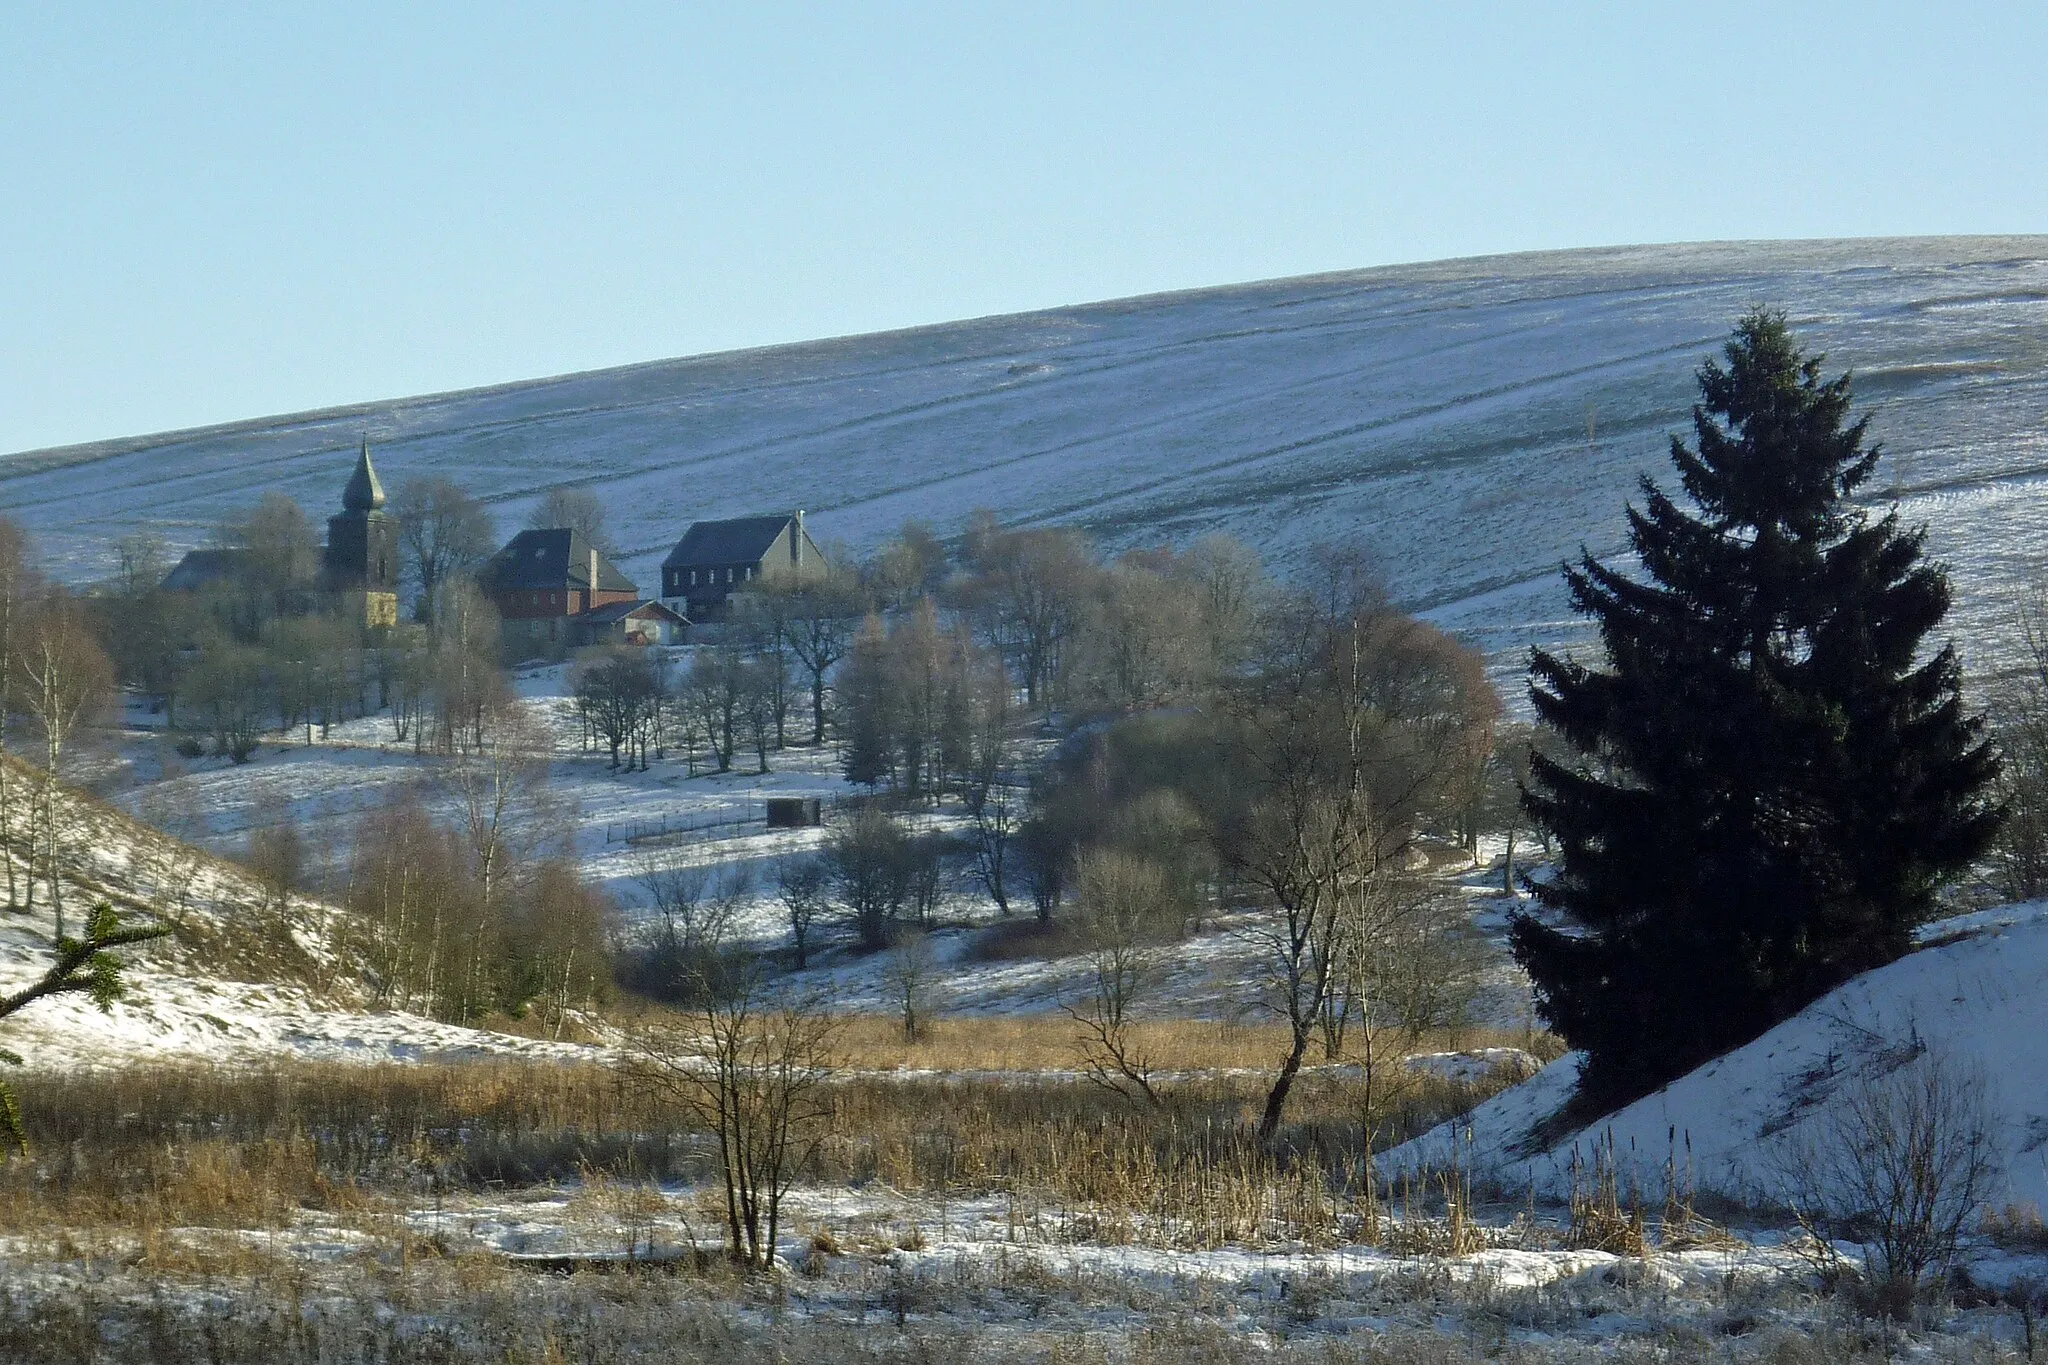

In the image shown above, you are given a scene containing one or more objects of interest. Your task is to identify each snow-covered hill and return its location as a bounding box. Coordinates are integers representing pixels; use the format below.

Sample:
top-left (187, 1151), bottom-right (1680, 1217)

top-left (9, 237), bottom-right (2048, 678)
top-left (0, 762), bottom-right (598, 1070)
top-left (1385, 901), bottom-right (2048, 1214)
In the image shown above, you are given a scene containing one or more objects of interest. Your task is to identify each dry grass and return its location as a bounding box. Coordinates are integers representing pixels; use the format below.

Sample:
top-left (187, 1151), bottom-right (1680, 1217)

top-left (0, 1032), bottom-right (1514, 1247)
top-left (963, 916), bottom-right (1092, 962)
top-left (0, 1258), bottom-right (1973, 1365)
top-left (827, 1012), bottom-right (1544, 1075)
top-left (1982, 1202), bottom-right (2048, 1250)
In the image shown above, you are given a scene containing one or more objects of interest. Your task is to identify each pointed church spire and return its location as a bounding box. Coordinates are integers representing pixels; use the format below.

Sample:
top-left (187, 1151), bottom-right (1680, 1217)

top-left (342, 435), bottom-right (386, 512)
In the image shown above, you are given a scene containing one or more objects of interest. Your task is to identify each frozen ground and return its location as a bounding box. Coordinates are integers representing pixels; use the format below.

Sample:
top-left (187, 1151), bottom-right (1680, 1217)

top-left (5, 1172), bottom-right (2046, 1360)
top-left (7, 238), bottom-right (2048, 686)
top-left (1387, 900), bottom-right (2048, 1216)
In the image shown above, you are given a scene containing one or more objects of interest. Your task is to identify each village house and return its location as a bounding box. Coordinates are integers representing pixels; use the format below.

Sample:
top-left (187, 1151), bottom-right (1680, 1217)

top-left (478, 527), bottom-right (683, 654)
top-left (659, 511), bottom-right (827, 620)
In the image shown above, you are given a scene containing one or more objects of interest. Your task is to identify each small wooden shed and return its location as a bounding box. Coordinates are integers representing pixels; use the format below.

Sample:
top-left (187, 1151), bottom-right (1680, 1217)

top-left (764, 797), bottom-right (823, 829)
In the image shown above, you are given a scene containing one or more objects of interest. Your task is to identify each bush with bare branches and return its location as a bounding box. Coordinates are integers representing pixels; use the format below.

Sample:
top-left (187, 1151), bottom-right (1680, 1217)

top-left (623, 965), bottom-right (837, 1269)
top-left (1771, 1042), bottom-right (1996, 1314)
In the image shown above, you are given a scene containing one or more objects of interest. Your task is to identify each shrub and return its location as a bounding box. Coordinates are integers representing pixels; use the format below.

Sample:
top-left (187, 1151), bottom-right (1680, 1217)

top-left (1772, 1042), bottom-right (1995, 1313)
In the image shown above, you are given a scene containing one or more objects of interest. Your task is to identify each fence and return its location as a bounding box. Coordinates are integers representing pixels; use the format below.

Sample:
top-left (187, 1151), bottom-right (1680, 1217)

top-left (603, 802), bottom-right (763, 846)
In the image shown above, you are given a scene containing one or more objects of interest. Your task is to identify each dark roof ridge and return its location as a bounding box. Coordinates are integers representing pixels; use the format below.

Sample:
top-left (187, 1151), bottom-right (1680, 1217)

top-left (661, 513), bottom-right (805, 569)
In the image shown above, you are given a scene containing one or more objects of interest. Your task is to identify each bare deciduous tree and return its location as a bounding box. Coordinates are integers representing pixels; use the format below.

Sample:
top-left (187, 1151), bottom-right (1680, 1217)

top-left (885, 928), bottom-right (937, 1041)
top-left (680, 644), bottom-right (752, 774)
top-left (427, 580), bottom-right (507, 754)
top-left (14, 598), bottom-right (113, 938)
top-left (449, 709), bottom-right (560, 913)
top-left (393, 476), bottom-right (496, 628)
top-left (960, 661), bottom-right (1020, 916)
top-left (573, 647), bottom-right (659, 770)
top-left (961, 519), bottom-right (1093, 712)
top-left (528, 485), bottom-right (612, 555)
top-left (774, 573), bottom-right (863, 745)
top-left (625, 967), bottom-right (836, 1269)
top-left (245, 820), bottom-right (304, 920)
top-left (0, 520), bottom-right (40, 910)
top-left (829, 806), bottom-right (911, 951)
top-left (775, 855), bottom-right (829, 969)
top-left (1066, 848), bottom-right (1169, 1107)
top-left (1222, 588), bottom-right (1496, 1144)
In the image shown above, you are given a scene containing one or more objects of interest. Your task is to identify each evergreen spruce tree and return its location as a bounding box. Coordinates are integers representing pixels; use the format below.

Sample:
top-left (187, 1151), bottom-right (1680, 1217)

top-left (1514, 309), bottom-right (2000, 1106)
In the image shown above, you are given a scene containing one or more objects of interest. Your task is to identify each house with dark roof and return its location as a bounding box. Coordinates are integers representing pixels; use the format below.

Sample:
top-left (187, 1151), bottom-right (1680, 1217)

top-left (160, 547), bottom-right (248, 594)
top-left (479, 527), bottom-right (642, 654)
top-left (659, 512), bottom-right (827, 619)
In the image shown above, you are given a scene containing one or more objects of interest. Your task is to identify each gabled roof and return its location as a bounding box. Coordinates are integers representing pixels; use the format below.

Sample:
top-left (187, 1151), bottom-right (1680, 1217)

top-left (481, 528), bottom-right (636, 593)
top-left (162, 547), bottom-right (248, 592)
top-left (661, 515), bottom-right (796, 570)
top-left (581, 599), bottom-right (688, 626)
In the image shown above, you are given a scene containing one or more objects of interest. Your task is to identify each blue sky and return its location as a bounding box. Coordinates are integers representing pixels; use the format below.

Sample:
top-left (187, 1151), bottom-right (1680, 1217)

top-left (4, 3), bottom-right (2044, 455)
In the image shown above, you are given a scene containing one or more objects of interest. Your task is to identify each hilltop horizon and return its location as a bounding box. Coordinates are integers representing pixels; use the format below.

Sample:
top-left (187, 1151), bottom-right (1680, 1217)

top-left (10, 233), bottom-right (2043, 465)
top-left (6, 234), bottom-right (2048, 682)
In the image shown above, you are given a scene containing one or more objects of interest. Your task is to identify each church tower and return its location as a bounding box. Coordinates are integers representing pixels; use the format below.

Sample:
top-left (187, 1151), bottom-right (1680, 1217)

top-left (325, 438), bottom-right (400, 629)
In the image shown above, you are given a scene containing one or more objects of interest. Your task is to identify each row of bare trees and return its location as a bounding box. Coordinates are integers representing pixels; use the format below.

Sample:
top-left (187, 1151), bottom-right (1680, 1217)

top-left (341, 715), bottom-right (610, 1031)
top-left (854, 515), bottom-right (1266, 717)
top-left (0, 521), bottom-right (117, 939)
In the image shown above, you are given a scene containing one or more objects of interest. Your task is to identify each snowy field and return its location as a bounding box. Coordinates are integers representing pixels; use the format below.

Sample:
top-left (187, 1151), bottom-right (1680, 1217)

top-left (94, 652), bottom-right (1549, 1032)
top-left (104, 657), bottom-right (848, 933)
top-left (4, 1164), bottom-right (2046, 1360)
top-left (7, 238), bottom-right (2048, 686)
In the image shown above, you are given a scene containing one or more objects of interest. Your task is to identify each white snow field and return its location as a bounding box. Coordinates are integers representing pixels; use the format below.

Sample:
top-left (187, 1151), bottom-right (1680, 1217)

top-left (7, 237), bottom-right (2048, 681)
top-left (1386, 901), bottom-right (2048, 1216)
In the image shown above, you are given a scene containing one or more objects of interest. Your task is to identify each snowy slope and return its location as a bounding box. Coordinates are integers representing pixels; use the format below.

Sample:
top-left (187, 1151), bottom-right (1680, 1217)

top-left (1385, 902), bottom-right (2048, 1213)
top-left (9, 237), bottom-right (2048, 679)
top-left (0, 764), bottom-right (600, 1070)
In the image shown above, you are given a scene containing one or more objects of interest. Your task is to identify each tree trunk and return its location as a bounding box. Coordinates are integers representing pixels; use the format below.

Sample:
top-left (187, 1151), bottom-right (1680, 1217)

top-left (1257, 1026), bottom-right (1312, 1144)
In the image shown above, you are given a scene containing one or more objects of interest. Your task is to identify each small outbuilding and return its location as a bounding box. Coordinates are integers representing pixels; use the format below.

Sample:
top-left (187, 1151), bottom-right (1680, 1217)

top-left (573, 599), bottom-right (689, 648)
top-left (764, 797), bottom-right (824, 828)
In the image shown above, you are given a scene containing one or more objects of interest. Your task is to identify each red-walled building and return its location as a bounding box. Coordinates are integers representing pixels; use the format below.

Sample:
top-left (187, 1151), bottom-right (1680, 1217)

top-left (480, 527), bottom-right (641, 654)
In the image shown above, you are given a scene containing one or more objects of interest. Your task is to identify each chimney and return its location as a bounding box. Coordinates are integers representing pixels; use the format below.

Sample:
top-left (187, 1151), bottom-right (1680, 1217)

top-left (793, 510), bottom-right (804, 569)
top-left (588, 547), bottom-right (599, 610)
